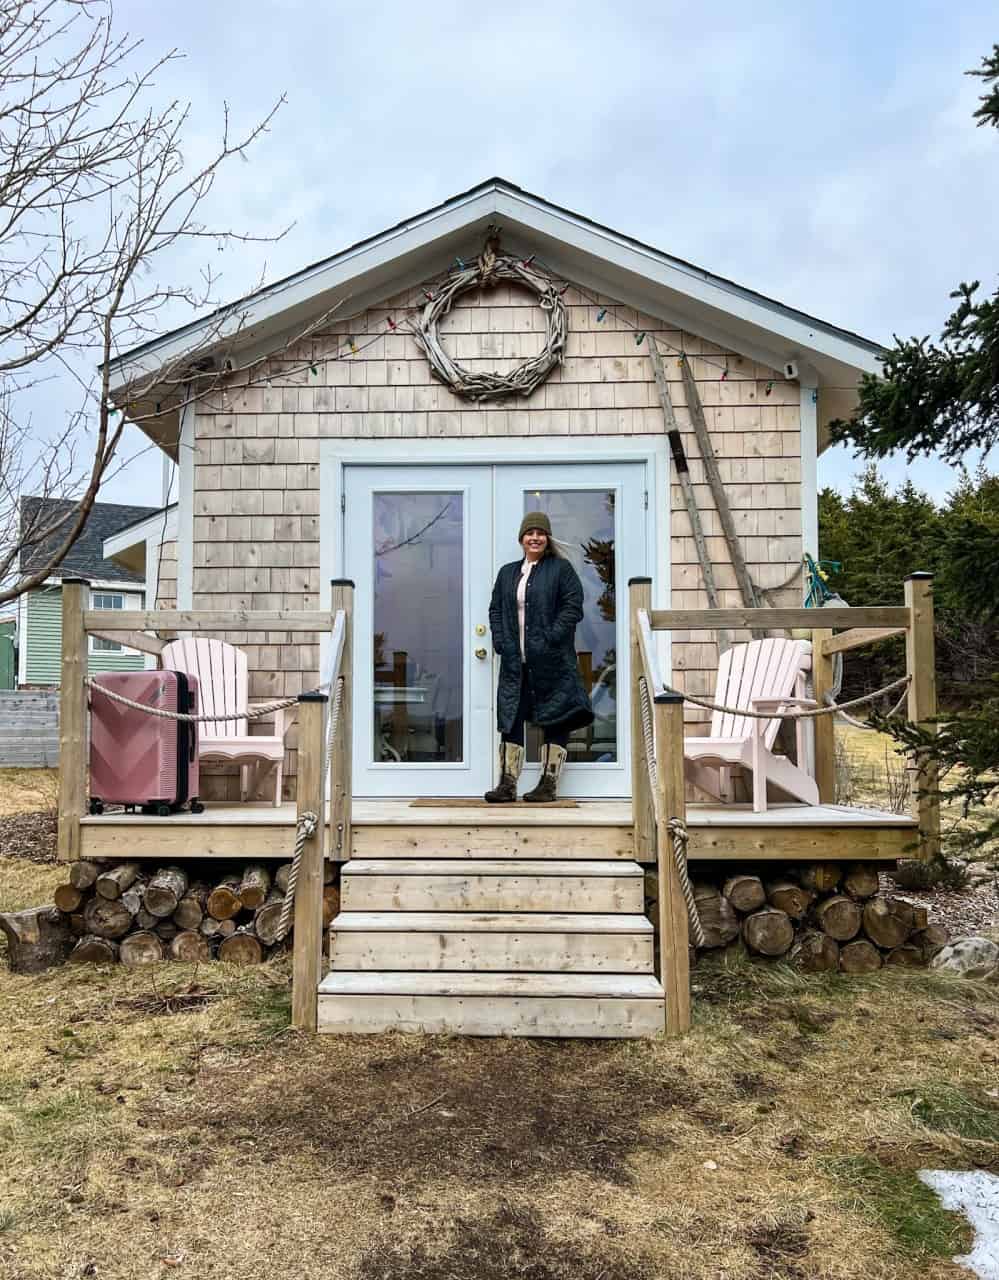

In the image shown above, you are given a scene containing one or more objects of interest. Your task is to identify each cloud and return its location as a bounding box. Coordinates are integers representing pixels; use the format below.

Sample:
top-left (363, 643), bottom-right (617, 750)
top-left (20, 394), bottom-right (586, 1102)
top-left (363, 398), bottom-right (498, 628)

top-left (34, 0), bottom-right (997, 506)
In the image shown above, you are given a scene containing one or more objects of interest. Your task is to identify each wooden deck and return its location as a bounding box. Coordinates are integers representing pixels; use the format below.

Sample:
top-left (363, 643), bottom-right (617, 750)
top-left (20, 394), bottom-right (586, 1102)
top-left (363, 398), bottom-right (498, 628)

top-left (78, 799), bottom-right (917, 863)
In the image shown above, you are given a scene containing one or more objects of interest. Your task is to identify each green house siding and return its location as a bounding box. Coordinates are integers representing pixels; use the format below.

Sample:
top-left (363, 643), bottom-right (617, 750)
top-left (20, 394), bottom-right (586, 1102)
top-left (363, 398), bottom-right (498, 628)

top-left (0, 621), bottom-right (14, 690)
top-left (24, 586), bottom-right (145, 686)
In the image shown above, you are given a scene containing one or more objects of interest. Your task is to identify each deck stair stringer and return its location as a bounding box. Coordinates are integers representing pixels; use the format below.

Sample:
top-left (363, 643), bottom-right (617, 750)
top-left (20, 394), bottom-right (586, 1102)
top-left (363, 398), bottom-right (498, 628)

top-left (319, 822), bottom-right (666, 1038)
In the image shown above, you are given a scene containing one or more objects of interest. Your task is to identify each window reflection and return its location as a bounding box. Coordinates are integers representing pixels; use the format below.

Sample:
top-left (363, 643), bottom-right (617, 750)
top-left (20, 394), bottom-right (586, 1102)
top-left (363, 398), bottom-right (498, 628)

top-left (523, 489), bottom-right (617, 763)
top-left (372, 493), bottom-right (463, 763)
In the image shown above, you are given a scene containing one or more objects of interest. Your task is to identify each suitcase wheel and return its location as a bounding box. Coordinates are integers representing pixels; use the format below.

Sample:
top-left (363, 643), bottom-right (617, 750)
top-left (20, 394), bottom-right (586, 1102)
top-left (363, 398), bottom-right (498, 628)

top-left (88, 799), bottom-right (104, 816)
top-left (155, 802), bottom-right (171, 817)
top-left (190, 800), bottom-right (205, 815)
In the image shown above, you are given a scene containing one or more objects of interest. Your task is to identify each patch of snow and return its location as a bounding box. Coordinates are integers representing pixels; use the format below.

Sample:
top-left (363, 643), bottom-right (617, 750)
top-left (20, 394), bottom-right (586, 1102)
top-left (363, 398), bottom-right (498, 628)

top-left (919, 1170), bottom-right (999, 1279)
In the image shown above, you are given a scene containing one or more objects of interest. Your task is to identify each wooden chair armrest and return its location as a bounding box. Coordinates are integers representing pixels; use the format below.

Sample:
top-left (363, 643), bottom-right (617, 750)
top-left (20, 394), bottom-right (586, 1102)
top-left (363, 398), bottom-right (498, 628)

top-left (247, 701), bottom-right (295, 740)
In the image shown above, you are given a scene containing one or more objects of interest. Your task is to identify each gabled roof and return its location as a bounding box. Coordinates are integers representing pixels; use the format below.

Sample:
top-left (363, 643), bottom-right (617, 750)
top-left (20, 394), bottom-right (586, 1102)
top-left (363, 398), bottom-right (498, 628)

top-left (19, 497), bottom-right (159, 585)
top-left (108, 177), bottom-right (884, 453)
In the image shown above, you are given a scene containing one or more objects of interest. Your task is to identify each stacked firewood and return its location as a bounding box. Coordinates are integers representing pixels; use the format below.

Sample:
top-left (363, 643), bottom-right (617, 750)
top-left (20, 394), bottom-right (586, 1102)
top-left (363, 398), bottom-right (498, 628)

top-left (645, 862), bottom-right (949, 973)
top-left (52, 860), bottom-right (340, 966)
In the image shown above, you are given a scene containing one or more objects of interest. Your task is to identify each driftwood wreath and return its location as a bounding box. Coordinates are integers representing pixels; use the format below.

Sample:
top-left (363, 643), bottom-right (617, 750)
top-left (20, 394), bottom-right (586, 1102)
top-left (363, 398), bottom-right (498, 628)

top-left (408, 231), bottom-right (568, 402)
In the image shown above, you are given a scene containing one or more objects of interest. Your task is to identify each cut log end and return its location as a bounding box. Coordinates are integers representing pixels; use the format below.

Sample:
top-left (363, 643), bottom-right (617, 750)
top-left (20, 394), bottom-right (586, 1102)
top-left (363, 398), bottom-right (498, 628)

top-left (790, 930), bottom-right (840, 972)
top-left (144, 866), bottom-right (189, 919)
top-left (814, 894), bottom-right (862, 942)
top-left (119, 931), bottom-right (165, 967)
top-left (843, 863), bottom-right (881, 900)
top-left (169, 931), bottom-right (212, 963)
top-left (218, 932), bottom-right (264, 965)
top-left (722, 874), bottom-right (766, 913)
top-left (69, 935), bottom-right (119, 965)
top-left (839, 939), bottom-right (883, 975)
top-left (0, 906), bottom-right (75, 973)
top-left (742, 907), bottom-right (794, 957)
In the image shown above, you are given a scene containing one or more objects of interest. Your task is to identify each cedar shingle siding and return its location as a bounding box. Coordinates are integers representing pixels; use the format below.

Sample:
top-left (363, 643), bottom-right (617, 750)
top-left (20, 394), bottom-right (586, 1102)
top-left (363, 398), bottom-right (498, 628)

top-left (186, 280), bottom-right (803, 799)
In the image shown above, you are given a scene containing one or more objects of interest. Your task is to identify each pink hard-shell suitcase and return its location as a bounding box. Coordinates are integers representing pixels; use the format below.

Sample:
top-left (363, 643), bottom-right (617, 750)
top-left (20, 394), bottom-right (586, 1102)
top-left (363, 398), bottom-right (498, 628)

top-left (89, 671), bottom-right (202, 816)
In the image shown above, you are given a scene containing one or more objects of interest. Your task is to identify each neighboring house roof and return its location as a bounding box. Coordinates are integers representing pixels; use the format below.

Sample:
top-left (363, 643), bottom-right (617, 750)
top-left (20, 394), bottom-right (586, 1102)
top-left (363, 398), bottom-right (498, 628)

top-left (106, 176), bottom-right (885, 455)
top-left (19, 497), bottom-right (160, 586)
top-left (101, 503), bottom-right (177, 569)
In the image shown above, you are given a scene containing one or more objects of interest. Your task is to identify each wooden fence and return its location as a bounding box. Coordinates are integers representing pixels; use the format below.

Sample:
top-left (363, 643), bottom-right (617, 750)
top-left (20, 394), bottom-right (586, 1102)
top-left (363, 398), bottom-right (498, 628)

top-left (629, 572), bottom-right (939, 1036)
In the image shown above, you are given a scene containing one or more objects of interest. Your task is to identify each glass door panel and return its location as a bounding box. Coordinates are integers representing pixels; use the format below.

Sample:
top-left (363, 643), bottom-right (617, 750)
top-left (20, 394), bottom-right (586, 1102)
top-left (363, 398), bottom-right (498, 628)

top-left (519, 488), bottom-right (619, 765)
top-left (344, 466), bottom-right (494, 797)
top-left (495, 462), bottom-right (647, 798)
top-left (373, 491), bottom-right (464, 764)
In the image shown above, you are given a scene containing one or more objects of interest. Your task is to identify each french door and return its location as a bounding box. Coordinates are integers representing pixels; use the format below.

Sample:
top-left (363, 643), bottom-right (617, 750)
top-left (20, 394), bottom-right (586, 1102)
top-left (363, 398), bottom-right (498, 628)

top-left (343, 461), bottom-right (647, 797)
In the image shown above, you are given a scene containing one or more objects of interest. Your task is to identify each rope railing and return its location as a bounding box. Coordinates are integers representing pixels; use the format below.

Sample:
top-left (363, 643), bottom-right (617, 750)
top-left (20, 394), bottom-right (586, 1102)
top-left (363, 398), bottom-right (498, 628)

top-left (637, 675), bottom-right (705, 947)
top-left (84, 678), bottom-right (322, 722)
top-left (664, 673), bottom-right (911, 723)
top-left (274, 675), bottom-right (345, 943)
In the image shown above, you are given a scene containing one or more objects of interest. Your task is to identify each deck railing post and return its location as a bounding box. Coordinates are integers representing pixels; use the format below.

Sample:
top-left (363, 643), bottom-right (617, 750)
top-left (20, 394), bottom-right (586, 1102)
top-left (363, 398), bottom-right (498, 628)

top-left (654, 691), bottom-right (691, 1036)
top-left (904, 573), bottom-right (940, 862)
top-left (811, 628), bottom-right (836, 803)
top-left (57, 577), bottom-right (90, 862)
top-left (628, 578), bottom-right (654, 862)
top-left (330, 580), bottom-right (354, 862)
top-left (292, 692), bottom-right (328, 1032)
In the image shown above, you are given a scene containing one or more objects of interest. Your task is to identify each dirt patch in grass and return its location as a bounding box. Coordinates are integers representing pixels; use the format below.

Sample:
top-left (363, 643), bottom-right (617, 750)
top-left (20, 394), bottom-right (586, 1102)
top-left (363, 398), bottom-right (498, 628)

top-left (174, 1033), bottom-right (716, 1189)
top-left (2, 951), bottom-right (998, 1279)
top-left (0, 810), bottom-right (57, 863)
top-left (355, 1202), bottom-right (650, 1280)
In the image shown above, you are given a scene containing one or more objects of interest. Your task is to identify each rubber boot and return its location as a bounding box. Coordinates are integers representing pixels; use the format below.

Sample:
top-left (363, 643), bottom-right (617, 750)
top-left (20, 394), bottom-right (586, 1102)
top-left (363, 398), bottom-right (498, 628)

top-left (484, 741), bottom-right (524, 803)
top-left (523, 743), bottom-right (568, 803)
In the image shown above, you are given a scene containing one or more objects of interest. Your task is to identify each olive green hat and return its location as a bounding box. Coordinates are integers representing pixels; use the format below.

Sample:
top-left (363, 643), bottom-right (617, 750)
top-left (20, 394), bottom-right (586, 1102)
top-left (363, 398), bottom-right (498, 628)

top-left (519, 511), bottom-right (552, 540)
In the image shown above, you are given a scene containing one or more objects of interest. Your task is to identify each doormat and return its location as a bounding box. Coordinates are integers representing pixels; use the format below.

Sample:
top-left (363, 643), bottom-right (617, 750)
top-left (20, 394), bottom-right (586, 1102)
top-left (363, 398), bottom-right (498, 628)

top-left (409, 797), bottom-right (579, 809)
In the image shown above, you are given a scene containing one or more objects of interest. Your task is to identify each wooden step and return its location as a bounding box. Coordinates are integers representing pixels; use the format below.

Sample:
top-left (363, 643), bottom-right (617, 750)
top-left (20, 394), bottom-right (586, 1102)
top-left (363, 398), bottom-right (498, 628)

top-left (339, 859), bottom-right (644, 914)
top-left (317, 971), bottom-right (666, 1037)
top-left (329, 911), bottom-right (654, 972)
top-left (351, 823), bottom-right (633, 860)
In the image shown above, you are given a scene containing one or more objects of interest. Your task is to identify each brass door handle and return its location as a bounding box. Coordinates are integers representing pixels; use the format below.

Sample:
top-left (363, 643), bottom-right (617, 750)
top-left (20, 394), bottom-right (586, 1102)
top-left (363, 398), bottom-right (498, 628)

top-left (474, 647), bottom-right (488, 660)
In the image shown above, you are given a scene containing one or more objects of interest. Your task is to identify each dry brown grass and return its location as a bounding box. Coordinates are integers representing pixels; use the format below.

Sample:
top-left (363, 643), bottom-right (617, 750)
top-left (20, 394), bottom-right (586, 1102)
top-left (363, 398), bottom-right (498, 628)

top-left (0, 768), bottom-right (58, 818)
top-left (0, 901), bottom-right (996, 1280)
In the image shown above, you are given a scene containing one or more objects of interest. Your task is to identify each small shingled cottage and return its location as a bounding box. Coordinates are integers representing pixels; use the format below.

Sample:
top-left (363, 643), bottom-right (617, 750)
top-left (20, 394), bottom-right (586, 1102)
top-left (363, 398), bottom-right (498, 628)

top-left (103, 177), bottom-right (882, 803)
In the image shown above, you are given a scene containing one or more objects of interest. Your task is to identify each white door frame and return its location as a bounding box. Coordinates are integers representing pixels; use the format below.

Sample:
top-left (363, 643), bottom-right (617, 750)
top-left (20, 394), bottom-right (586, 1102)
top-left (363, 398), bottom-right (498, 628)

top-left (343, 465), bottom-right (495, 797)
top-left (320, 435), bottom-right (672, 796)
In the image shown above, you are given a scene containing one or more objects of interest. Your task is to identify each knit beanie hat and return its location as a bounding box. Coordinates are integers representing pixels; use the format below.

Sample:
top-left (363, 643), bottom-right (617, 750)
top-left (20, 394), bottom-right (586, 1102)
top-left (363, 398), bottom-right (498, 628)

top-left (519, 511), bottom-right (552, 540)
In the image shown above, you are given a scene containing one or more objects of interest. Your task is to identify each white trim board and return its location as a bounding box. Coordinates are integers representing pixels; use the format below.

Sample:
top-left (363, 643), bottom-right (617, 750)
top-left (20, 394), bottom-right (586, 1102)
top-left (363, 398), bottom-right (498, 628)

top-left (319, 435), bottom-right (671, 676)
top-left (107, 179), bottom-right (882, 422)
top-left (176, 396), bottom-right (195, 610)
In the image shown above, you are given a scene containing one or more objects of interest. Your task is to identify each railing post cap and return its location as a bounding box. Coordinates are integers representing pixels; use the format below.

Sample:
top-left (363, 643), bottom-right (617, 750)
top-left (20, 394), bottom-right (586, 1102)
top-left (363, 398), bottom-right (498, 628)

top-left (628, 576), bottom-right (653, 587)
top-left (905, 571), bottom-right (934, 581)
top-left (299, 691), bottom-right (329, 703)
top-left (330, 578), bottom-right (355, 588)
top-left (654, 691), bottom-right (685, 705)
top-left (61, 576), bottom-right (92, 586)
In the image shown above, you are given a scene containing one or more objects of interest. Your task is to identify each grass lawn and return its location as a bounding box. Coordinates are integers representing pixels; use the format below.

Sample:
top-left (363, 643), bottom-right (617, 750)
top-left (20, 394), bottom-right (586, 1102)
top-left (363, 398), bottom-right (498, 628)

top-left (1, 766), bottom-right (998, 1278)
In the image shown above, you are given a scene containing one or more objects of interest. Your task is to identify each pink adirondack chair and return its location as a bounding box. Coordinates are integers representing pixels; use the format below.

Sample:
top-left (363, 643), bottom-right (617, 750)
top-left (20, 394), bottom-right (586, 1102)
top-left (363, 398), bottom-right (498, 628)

top-left (683, 638), bottom-right (819, 813)
top-left (160, 638), bottom-right (289, 806)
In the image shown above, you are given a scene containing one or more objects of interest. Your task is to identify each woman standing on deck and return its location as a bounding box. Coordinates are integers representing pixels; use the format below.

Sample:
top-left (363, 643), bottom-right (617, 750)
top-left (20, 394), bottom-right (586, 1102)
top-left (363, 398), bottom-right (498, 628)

top-left (485, 512), bottom-right (594, 803)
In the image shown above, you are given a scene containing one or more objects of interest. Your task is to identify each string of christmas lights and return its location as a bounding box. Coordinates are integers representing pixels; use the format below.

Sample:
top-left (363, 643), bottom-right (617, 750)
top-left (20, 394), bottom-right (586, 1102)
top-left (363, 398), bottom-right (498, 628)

top-left (236, 247), bottom-right (831, 408)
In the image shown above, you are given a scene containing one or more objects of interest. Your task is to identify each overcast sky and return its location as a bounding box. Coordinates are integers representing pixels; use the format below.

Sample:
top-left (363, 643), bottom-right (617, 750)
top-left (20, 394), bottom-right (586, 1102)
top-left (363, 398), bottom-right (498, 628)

top-left (90, 0), bottom-right (998, 508)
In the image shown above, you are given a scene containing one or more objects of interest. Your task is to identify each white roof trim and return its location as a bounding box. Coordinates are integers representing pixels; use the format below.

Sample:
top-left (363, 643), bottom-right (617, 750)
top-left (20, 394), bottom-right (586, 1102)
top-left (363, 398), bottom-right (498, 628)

top-left (107, 179), bottom-right (882, 396)
top-left (102, 505), bottom-right (177, 559)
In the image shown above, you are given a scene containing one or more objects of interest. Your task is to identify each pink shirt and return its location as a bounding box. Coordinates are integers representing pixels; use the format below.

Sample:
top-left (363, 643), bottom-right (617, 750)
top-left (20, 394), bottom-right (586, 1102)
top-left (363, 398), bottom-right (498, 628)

top-left (517, 560), bottom-right (535, 658)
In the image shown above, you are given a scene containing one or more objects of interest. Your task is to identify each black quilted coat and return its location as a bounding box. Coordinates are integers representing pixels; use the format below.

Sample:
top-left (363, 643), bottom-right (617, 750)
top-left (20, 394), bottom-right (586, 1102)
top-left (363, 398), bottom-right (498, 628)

top-left (488, 554), bottom-right (595, 736)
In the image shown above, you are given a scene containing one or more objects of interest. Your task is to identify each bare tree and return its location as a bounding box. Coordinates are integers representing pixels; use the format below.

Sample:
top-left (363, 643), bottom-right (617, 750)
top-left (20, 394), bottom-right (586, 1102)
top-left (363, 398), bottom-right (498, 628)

top-left (0, 0), bottom-right (291, 605)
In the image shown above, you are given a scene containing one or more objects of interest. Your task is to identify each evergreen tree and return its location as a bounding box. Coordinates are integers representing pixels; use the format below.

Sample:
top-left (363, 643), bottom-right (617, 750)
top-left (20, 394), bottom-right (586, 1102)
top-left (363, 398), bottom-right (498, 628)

top-left (828, 45), bottom-right (999, 852)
